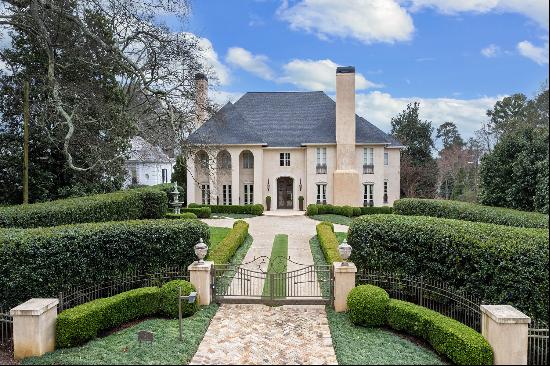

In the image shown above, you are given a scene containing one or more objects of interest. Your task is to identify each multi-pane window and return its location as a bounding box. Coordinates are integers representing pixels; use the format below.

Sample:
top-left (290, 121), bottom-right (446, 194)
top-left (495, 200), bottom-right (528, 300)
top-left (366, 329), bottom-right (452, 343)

top-left (383, 181), bottom-right (388, 204)
top-left (243, 151), bottom-right (254, 169)
top-left (218, 153), bottom-right (231, 169)
top-left (201, 184), bottom-right (210, 205)
top-left (316, 183), bottom-right (327, 204)
top-left (161, 168), bottom-right (168, 183)
top-left (222, 184), bottom-right (232, 205)
top-left (363, 183), bottom-right (374, 207)
top-left (384, 151), bottom-right (389, 166)
top-left (316, 148), bottom-right (327, 174)
top-left (280, 152), bottom-right (290, 166)
top-left (244, 184), bottom-right (254, 205)
top-left (363, 148), bottom-right (374, 174)
top-left (198, 152), bottom-right (209, 170)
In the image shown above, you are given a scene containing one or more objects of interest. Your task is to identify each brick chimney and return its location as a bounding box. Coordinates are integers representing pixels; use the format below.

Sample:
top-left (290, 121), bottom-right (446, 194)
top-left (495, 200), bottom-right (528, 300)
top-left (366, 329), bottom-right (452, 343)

top-left (333, 66), bottom-right (360, 206)
top-left (195, 73), bottom-right (208, 128)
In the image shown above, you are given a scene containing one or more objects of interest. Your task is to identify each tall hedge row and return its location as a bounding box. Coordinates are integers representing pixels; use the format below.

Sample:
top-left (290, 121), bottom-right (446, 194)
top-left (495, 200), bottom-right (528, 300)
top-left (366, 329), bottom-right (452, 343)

top-left (315, 222), bottom-right (342, 264)
top-left (0, 219), bottom-right (209, 309)
top-left (394, 198), bottom-right (549, 229)
top-left (0, 188), bottom-right (167, 228)
top-left (207, 220), bottom-right (249, 264)
top-left (348, 214), bottom-right (549, 322)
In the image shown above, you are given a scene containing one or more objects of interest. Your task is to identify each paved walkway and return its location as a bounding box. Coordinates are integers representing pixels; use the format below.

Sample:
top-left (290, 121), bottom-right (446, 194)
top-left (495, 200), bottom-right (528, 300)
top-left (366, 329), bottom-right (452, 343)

top-left (190, 304), bottom-right (338, 365)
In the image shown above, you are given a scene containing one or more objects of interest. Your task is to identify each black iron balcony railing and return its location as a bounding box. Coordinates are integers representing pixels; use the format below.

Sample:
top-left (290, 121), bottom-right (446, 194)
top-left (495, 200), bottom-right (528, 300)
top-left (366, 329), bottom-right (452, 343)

top-left (316, 164), bottom-right (327, 174)
top-left (363, 164), bottom-right (374, 174)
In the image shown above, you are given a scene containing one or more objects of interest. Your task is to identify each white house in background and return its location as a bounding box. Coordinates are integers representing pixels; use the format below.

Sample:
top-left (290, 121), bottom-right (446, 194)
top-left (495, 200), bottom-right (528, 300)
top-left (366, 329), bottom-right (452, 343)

top-left (123, 136), bottom-right (175, 187)
top-left (186, 67), bottom-right (403, 209)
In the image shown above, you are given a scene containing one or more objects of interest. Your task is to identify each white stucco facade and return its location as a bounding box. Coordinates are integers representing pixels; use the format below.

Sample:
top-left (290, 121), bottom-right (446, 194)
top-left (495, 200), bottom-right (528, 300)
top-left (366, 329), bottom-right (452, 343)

top-left (123, 136), bottom-right (175, 188)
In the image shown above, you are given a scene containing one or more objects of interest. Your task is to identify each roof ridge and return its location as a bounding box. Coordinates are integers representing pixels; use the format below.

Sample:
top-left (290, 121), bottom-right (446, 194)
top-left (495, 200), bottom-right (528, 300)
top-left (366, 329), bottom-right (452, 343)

top-left (244, 91), bottom-right (324, 94)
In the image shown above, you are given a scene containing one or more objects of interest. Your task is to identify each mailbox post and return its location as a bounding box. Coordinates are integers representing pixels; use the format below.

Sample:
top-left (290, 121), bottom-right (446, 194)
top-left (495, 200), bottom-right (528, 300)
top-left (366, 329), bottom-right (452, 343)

top-left (178, 288), bottom-right (198, 341)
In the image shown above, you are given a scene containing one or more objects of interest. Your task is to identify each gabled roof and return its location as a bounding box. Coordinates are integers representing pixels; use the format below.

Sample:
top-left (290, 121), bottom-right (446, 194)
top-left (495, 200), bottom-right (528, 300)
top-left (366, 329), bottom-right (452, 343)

top-left (188, 91), bottom-right (401, 147)
top-left (128, 136), bottom-right (173, 163)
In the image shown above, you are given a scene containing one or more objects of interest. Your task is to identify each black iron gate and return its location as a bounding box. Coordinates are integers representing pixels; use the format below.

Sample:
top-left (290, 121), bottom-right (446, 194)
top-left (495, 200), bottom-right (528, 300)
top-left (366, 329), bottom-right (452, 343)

top-left (212, 256), bottom-right (333, 305)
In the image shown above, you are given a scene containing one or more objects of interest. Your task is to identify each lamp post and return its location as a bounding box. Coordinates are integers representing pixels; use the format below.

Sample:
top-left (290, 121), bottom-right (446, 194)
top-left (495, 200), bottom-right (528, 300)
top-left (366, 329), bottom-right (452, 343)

top-left (338, 239), bottom-right (352, 266)
top-left (194, 238), bottom-right (208, 265)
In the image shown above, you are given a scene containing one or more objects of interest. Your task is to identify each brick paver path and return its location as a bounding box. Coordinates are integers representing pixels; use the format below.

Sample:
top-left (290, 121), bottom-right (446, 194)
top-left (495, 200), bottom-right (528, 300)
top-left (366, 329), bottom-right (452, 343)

top-left (190, 304), bottom-right (338, 365)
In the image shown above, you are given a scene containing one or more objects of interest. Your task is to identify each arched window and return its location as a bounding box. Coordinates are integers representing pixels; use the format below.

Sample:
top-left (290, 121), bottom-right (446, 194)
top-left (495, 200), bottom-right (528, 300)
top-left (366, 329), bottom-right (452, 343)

top-left (242, 151), bottom-right (254, 169)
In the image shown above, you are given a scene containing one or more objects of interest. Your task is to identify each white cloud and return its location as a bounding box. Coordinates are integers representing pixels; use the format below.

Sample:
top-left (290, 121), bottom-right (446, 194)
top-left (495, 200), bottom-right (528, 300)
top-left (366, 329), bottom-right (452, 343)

top-left (408, 0), bottom-right (549, 29)
top-left (481, 44), bottom-right (500, 58)
top-left (277, 0), bottom-right (415, 44)
top-left (225, 47), bottom-right (275, 80)
top-left (517, 40), bottom-right (549, 65)
top-left (210, 90), bottom-right (244, 106)
top-left (280, 59), bottom-right (383, 91)
top-left (353, 91), bottom-right (502, 137)
top-left (189, 35), bottom-right (231, 86)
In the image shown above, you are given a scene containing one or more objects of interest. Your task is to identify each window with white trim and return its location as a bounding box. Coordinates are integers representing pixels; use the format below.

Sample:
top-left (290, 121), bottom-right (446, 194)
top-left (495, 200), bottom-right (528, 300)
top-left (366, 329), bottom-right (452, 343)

top-left (243, 151), bottom-right (254, 169)
top-left (384, 151), bottom-right (389, 166)
top-left (316, 183), bottom-right (327, 204)
top-left (363, 148), bottom-right (374, 174)
top-left (244, 184), bottom-right (254, 205)
top-left (280, 152), bottom-right (290, 166)
top-left (316, 148), bottom-right (327, 174)
top-left (363, 183), bottom-right (374, 207)
top-left (383, 181), bottom-right (388, 204)
top-left (222, 184), bottom-right (232, 205)
top-left (201, 184), bottom-right (210, 205)
top-left (161, 169), bottom-right (168, 183)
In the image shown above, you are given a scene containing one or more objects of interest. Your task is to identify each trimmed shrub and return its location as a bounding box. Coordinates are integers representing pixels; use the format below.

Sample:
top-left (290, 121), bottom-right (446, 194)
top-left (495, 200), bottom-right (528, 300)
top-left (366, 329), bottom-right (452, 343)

top-left (0, 219), bottom-right (209, 310)
top-left (189, 203), bottom-right (263, 216)
top-left (159, 280), bottom-right (199, 318)
top-left (0, 189), bottom-right (167, 228)
top-left (348, 214), bottom-right (549, 321)
top-left (387, 299), bottom-right (493, 365)
top-left (316, 222), bottom-right (342, 264)
top-left (56, 287), bottom-right (160, 348)
top-left (207, 220), bottom-right (249, 264)
top-left (306, 204), bottom-right (392, 217)
top-left (347, 285), bottom-right (389, 327)
top-left (165, 212), bottom-right (197, 219)
top-left (394, 198), bottom-right (549, 229)
top-left (181, 207), bottom-right (211, 218)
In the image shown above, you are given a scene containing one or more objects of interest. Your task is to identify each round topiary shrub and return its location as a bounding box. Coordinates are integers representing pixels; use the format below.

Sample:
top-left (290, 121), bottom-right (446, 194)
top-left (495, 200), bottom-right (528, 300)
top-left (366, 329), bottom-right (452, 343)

top-left (347, 284), bottom-right (390, 326)
top-left (159, 280), bottom-right (199, 318)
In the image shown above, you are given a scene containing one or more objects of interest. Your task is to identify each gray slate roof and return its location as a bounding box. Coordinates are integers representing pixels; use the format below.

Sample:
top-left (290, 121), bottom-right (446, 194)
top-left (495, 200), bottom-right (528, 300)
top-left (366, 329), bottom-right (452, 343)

top-left (188, 91), bottom-right (401, 147)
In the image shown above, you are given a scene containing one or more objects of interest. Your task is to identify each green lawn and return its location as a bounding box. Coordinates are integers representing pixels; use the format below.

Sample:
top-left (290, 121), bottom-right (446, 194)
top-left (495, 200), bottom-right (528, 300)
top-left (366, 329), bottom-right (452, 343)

top-left (262, 234), bottom-right (288, 298)
top-left (211, 213), bottom-right (255, 219)
top-left (311, 214), bottom-right (353, 226)
top-left (309, 234), bottom-right (447, 365)
top-left (23, 305), bottom-right (219, 365)
top-left (208, 226), bottom-right (231, 254)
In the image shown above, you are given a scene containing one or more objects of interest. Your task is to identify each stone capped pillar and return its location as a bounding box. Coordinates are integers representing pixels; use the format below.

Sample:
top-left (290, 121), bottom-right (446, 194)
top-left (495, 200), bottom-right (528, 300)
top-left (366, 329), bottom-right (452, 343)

top-left (481, 304), bottom-right (530, 365)
top-left (10, 298), bottom-right (59, 360)
top-left (333, 66), bottom-right (360, 206)
top-left (333, 262), bottom-right (357, 312)
top-left (188, 261), bottom-right (213, 305)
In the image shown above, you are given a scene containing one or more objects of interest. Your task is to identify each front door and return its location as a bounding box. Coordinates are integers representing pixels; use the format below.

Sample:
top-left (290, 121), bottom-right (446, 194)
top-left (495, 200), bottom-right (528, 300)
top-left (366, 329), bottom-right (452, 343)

top-left (277, 177), bottom-right (293, 209)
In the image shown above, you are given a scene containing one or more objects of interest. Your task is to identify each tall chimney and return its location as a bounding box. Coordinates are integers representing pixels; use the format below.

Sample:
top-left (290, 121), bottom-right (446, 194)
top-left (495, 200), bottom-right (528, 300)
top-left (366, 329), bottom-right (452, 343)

top-left (333, 66), bottom-right (360, 207)
top-left (194, 73), bottom-right (208, 128)
top-left (335, 66), bottom-right (356, 170)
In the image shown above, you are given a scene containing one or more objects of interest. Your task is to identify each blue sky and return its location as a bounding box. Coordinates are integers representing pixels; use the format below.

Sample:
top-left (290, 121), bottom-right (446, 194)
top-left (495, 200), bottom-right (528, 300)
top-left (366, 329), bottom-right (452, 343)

top-left (166, 0), bottom-right (549, 140)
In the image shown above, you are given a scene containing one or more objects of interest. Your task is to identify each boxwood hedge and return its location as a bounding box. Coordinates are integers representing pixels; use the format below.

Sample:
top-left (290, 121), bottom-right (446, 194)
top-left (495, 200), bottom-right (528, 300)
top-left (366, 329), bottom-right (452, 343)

top-left (0, 188), bottom-right (167, 228)
top-left (348, 214), bottom-right (549, 322)
top-left (165, 212), bottom-right (198, 219)
top-left (347, 285), bottom-right (389, 327)
top-left (306, 204), bottom-right (392, 217)
top-left (0, 219), bottom-right (209, 310)
top-left (189, 203), bottom-right (263, 216)
top-left (315, 222), bottom-right (342, 264)
top-left (180, 207), bottom-right (211, 218)
top-left (394, 198), bottom-right (549, 229)
top-left (387, 299), bottom-right (493, 365)
top-left (207, 220), bottom-right (249, 264)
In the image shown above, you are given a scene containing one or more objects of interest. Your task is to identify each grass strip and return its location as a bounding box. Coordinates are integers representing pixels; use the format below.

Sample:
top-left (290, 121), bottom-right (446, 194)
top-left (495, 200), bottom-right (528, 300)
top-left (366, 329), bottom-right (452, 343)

top-left (311, 214), bottom-right (353, 226)
top-left (262, 234), bottom-right (288, 298)
top-left (208, 226), bottom-right (231, 253)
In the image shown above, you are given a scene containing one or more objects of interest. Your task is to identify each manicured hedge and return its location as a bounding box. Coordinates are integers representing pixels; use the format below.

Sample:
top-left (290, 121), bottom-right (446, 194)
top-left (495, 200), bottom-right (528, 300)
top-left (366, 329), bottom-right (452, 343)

top-left (306, 204), bottom-right (392, 217)
top-left (207, 220), bottom-right (249, 264)
top-left (165, 212), bottom-right (197, 219)
top-left (394, 198), bottom-right (549, 229)
top-left (0, 219), bottom-right (209, 309)
top-left (347, 285), bottom-right (389, 327)
top-left (159, 280), bottom-right (198, 318)
top-left (387, 299), bottom-right (493, 365)
top-left (0, 188), bottom-right (167, 228)
top-left (181, 207), bottom-right (211, 218)
top-left (189, 203), bottom-right (263, 216)
top-left (348, 214), bottom-right (549, 322)
top-left (316, 222), bottom-right (342, 264)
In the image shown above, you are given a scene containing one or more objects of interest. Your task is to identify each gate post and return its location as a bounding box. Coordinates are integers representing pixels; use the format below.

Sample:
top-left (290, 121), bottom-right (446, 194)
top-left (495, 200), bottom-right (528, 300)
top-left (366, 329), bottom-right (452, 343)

top-left (480, 305), bottom-right (530, 365)
top-left (188, 261), bottom-right (213, 306)
top-left (333, 262), bottom-right (357, 312)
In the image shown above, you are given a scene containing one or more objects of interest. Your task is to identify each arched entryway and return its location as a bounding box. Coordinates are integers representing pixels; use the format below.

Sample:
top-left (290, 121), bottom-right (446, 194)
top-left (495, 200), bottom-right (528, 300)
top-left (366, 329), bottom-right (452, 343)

top-left (277, 177), bottom-right (294, 209)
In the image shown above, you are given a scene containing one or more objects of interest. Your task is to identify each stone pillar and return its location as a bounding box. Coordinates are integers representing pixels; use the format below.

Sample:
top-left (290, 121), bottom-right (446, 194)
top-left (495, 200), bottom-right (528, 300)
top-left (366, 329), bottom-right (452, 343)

top-left (333, 262), bottom-right (357, 312)
top-left (10, 298), bottom-right (59, 360)
top-left (188, 261), bottom-right (213, 306)
top-left (481, 305), bottom-right (530, 365)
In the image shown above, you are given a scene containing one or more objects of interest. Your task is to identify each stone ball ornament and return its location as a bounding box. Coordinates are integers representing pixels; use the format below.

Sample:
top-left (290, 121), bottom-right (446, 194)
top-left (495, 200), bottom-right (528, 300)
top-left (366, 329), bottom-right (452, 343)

top-left (338, 239), bottom-right (352, 266)
top-left (194, 238), bottom-right (208, 264)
